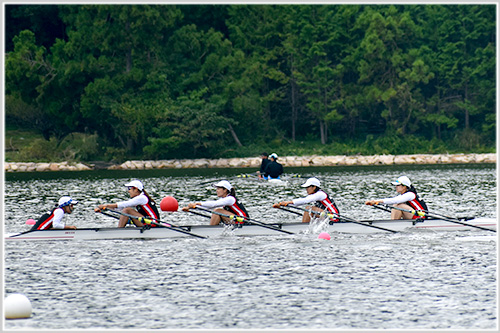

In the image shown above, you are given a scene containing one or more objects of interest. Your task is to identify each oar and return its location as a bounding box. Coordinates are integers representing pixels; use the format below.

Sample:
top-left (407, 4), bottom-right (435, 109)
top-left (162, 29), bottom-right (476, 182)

top-left (375, 203), bottom-right (496, 233)
top-left (186, 210), bottom-right (212, 219)
top-left (103, 209), bottom-right (207, 239)
top-left (275, 206), bottom-right (302, 216)
top-left (371, 204), bottom-right (391, 213)
top-left (193, 206), bottom-right (294, 235)
top-left (236, 173), bottom-right (257, 179)
top-left (287, 204), bottom-right (398, 233)
top-left (100, 211), bottom-right (120, 220)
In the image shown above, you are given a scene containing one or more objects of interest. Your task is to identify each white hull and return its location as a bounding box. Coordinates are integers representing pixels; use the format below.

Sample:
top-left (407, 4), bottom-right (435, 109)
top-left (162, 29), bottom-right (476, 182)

top-left (5, 217), bottom-right (496, 241)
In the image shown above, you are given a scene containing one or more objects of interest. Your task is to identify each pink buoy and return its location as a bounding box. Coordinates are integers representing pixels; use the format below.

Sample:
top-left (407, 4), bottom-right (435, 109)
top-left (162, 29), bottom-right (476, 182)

top-left (318, 232), bottom-right (331, 240)
top-left (25, 219), bottom-right (36, 225)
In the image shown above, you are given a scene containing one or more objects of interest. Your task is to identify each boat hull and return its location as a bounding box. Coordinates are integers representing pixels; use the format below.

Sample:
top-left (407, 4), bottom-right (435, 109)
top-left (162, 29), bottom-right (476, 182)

top-left (5, 217), bottom-right (496, 241)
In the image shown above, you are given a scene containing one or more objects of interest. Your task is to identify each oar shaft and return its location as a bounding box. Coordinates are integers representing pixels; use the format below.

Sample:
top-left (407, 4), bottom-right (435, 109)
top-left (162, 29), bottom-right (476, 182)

top-left (100, 211), bottom-right (120, 219)
top-left (193, 206), bottom-right (294, 235)
top-left (187, 210), bottom-right (211, 219)
top-left (375, 204), bottom-right (496, 233)
top-left (371, 204), bottom-right (391, 213)
top-left (105, 209), bottom-right (207, 239)
top-left (275, 206), bottom-right (302, 216)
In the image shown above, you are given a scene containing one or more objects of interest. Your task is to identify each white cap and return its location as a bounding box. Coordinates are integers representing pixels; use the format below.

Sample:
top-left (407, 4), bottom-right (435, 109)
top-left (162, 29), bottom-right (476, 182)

top-left (301, 177), bottom-right (321, 188)
top-left (269, 153), bottom-right (278, 159)
top-left (213, 180), bottom-right (232, 191)
top-left (58, 196), bottom-right (78, 207)
top-left (125, 180), bottom-right (144, 191)
top-left (391, 176), bottom-right (411, 187)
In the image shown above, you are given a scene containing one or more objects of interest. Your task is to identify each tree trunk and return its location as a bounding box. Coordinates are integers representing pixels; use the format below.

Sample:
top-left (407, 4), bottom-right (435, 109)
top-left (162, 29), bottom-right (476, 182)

top-left (290, 54), bottom-right (297, 142)
top-left (320, 120), bottom-right (327, 144)
top-left (464, 84), bottom-right (469, 130)
top-left (125, 21), bottom-right (132, 72)
top-left (291, 79), bottom-right (297, 142)
top-left (228, 123), bottom-right (243, 147)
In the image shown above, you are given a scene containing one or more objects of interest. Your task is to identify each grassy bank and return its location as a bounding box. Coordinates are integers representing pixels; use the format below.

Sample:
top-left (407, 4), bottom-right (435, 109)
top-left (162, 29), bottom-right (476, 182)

top-left (5, 126), bottom-right (496, 163)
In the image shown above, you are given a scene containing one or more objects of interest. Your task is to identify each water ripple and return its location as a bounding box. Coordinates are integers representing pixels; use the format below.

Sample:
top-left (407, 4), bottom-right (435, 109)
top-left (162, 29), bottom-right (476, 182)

top-left (4, 165), bottom-right (497, 330)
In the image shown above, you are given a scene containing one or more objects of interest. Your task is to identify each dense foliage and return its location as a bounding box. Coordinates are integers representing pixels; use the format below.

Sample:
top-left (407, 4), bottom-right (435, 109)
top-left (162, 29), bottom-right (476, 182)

top-left (5, 4), bottom-right (496, 162)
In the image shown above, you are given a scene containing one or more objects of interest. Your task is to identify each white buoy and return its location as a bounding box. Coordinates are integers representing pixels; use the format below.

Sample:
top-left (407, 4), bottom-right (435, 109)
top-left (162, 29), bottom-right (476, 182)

top-left (5, 293), bottom-right (32, 319)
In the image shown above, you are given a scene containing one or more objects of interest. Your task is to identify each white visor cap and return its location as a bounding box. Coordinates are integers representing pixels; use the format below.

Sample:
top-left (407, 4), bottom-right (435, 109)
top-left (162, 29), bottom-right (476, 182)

top-left (58, 196), bottom-right (78, 207)
top-left (301, 177), bottom-right (321, 188)
top-left (213, 180), bottom-right (232, 191)
top-left (125, 180), bottom-right (144, 191)
top-left (391, 176), bottom-right (411, 187)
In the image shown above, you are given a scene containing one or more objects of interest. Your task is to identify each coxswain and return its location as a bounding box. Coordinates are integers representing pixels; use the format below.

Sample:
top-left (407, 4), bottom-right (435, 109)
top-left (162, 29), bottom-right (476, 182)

top-left (31, 196), bottom-right (78, 230)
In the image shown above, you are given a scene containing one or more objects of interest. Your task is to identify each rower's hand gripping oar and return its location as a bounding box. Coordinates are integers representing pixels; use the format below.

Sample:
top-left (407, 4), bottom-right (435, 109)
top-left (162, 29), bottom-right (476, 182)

top-left (285, 204), bottom-right (398, 233)
top-left (102, 208), bottom-right (207, 239)
top-left (192, 206), bottom-right (294, 235)
top-left (374, 203), bottom-right (496, 233)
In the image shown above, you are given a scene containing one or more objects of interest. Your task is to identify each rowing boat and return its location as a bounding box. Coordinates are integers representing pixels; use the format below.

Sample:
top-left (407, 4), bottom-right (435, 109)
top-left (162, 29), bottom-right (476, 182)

top-left (5, 217), bottom-right (496, 241)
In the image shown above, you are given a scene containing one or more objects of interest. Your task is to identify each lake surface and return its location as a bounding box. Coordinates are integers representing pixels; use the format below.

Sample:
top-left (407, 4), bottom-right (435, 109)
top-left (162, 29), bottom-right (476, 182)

top-left (3, 164), bottom-right (497, 331)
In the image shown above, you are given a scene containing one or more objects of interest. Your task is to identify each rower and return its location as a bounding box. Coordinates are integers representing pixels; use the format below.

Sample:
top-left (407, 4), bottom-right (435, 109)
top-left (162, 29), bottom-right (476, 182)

top-left (365, 175), bottom-right (428, 220)
top-left (181, 180), bottom-right (249, 226)
top-left (272, 177), bottom-right (340, 223)
top-left (94, 180), bottom-right (160, 228)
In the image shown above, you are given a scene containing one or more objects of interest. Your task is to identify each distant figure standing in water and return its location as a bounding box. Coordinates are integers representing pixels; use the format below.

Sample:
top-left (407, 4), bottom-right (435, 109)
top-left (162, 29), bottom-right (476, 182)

top-left (264, 153), bottom-right (284, 180)
top-left (257, 152), bottom-right (270, 179)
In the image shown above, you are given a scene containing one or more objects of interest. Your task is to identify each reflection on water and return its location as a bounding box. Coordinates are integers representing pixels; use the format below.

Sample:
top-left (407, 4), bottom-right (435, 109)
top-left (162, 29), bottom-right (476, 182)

top-left (4, 164), bottom-right (497, 330)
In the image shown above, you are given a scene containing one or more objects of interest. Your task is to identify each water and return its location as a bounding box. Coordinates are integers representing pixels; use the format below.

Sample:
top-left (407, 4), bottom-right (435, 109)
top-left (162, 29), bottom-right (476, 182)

top-left (4, 164), bottom-right (497, 330)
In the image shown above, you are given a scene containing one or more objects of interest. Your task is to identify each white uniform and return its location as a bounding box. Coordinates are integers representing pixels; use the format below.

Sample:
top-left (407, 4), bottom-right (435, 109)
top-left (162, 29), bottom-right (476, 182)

top-left (51, 208), bottom-right (66, 229)
top-left (292, 191), bottom-right (328, 206)
top-left (381, 192), bottom-right (416, 205)
top-left (116, 193), bottom-right (149, 209)
top-left (200, 196), bottom-right (236, 209)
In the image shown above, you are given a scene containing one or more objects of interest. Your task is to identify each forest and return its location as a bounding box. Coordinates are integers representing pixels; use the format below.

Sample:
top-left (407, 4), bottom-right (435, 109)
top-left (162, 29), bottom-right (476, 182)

top-left (4, 4), bottom-right (496, 163)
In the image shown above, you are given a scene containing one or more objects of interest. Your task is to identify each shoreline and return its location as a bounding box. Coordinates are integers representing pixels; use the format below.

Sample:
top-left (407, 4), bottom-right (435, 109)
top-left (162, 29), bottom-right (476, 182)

top-left (4, 153), bottom-right (496, 172)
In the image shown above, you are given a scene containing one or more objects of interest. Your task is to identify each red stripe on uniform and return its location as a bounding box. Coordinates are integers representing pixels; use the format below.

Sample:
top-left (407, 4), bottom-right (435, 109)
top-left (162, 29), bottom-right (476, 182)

top-left (230, 204), bottom-right (248, 217)
top-left (141, 204), bottom-right (158, 219)
top-left (321, 198), bottom-right (338, 215)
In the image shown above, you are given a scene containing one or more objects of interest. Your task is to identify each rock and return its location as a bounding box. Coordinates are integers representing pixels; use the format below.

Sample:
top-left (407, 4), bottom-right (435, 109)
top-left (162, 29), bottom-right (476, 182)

top-left (344, 156), bottom-right (359, 166)
top-left (75, 163), bottom-right (92, 171)
top-left (49, 163), bottom-right (60, 171)
top-left (378, 155), bottom-right (395, 165)
top-left (36, 163), bottom-right (50, 172)
top-left (192, 159), bottom-right (209, 168)
top-left (4, 153), bottom-right (496, 172)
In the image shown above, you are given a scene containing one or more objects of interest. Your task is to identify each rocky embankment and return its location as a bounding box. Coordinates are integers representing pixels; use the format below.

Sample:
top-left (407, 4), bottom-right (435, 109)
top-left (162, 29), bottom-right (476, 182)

top-left (4, 153), bottom-right (496, 172)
